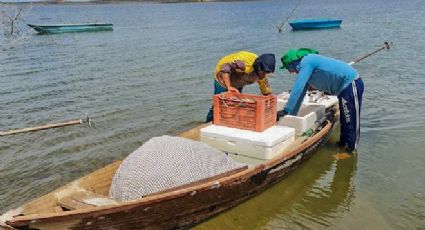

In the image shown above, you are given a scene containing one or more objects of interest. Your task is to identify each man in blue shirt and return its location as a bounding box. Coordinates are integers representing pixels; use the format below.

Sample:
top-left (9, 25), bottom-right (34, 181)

top-left (278, 48), bottom-right (364, 152)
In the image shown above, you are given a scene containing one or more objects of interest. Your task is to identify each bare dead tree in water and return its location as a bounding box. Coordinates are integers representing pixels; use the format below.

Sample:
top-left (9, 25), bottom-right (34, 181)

top-left (0, 5), bottom-right (32, 38)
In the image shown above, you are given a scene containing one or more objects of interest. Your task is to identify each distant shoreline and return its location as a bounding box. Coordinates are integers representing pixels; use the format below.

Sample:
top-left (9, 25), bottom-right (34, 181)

top-left (0, 0), bottom-right (251, 4)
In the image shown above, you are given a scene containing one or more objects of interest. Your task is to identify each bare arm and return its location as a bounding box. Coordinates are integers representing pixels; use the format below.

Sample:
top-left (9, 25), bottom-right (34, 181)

top-left (221, 68), bottom-right (239, 93)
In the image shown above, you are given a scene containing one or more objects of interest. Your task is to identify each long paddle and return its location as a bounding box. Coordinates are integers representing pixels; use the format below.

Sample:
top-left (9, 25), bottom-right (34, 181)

top-left (0, 115), bottom-right (92, 137)
top-left (348, 42), bottom-right (391, 65)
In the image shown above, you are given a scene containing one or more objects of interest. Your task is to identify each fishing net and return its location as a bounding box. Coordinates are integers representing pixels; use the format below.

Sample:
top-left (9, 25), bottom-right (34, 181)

top-left (109, 135), bottom-right (246, 201)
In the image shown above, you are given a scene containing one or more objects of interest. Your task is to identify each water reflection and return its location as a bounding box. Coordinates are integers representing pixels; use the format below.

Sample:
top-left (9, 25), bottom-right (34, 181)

top-left (194, 131), bottom-right (357, 229)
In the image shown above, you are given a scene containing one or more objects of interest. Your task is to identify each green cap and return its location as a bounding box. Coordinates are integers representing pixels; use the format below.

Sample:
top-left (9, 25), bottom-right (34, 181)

top-left (279, 48), bottom-right (319, 70)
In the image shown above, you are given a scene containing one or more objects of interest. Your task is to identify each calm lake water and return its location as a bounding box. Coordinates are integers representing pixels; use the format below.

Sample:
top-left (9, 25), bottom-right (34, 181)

top-left (1, 0), bottom-right (424, 229)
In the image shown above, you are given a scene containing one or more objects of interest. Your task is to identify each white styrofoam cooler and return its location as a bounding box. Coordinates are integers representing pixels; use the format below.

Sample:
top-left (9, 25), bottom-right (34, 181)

top-left (200, 125), bottom-right (295, 161)
top-left (277, 104), bottom-right (326, 135)
top-left (305, 95), bottom-right (339, 109)
top-left (277, 92), bottom-right (290, 111)
top-left (277, 91), bottom-right (339, 111)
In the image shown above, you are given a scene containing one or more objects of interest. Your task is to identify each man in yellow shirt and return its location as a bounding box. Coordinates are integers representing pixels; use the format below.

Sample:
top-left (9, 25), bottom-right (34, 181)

top-left (206, 51), bottom-right (275, 122)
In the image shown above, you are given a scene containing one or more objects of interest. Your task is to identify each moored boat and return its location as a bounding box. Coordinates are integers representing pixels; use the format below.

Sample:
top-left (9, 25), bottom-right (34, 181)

top-left (289, 18), bottom-right (342, 30)
top-left (27, 23), bottom-right (113, 34)
top-left (0, 100), bottom-right (339, 229)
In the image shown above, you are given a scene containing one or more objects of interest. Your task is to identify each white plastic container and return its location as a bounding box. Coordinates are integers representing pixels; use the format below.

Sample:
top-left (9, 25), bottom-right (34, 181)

top-left (200, 125), bottom-right (295, 161)
top-left (277, 92), bottom-right (290, 111)
top-left (277, 104), bottom-right (326, 135)
top-left (277, 91), bottom-right (339, 111)
top-left (305, 91), bottom-right (339, 108)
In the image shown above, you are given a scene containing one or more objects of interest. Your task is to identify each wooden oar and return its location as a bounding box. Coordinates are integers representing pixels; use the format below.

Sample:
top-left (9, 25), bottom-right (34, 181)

top-left (348, 42), bottom-right (391, 66)
top-left (0, 116), bottom-right (92, 137)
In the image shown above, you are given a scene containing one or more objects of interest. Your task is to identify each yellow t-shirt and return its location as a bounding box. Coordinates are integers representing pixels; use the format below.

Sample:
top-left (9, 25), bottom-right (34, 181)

top-left (214, 51), bottom-right (272, 95)
top-left (214, 51), bottom-right (258, 77)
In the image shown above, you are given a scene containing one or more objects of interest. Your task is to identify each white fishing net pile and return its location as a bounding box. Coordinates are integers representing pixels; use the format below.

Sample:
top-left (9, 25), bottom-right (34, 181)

top-left (109, 135), bottom-right (246, 201)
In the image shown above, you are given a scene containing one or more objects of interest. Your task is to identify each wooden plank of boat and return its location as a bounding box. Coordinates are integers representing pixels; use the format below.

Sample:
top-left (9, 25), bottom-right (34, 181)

top-left (289, 18), bottom-right (342, 30)
top-left (27, 23), bottom-right (113, 34)
top-left (57, 190), bottom-right (119, 211)
top-left (1, 108), bottom-right (339, 229)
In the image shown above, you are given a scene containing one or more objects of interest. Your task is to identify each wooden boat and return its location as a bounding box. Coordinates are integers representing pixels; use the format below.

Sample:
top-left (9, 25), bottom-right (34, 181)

top-left (0, 108), bottom-right (339, 230)
top-left (27, 23), bottom-right (113, 34)
top-left (289, 18), bottom-right (342, 30)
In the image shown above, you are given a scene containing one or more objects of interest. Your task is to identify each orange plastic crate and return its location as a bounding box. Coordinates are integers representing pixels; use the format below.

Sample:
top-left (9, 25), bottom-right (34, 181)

top-left (213, 92), bottom-right (277, 132)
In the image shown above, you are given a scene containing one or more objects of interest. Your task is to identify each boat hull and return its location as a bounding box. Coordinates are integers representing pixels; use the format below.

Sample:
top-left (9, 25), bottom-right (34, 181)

top-left (289, 19), bottom-right (342, 30)
top-left (4, 111), bottom-right (339, 229)
top-left (27, 24), bottom-right (113, 34)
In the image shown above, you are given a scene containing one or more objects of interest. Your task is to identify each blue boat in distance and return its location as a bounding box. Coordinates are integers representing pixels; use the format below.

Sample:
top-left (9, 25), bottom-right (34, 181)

top-left (27, 23), bottom-right (113, 34)
top-left (289, 18), bottom-right (342, 30)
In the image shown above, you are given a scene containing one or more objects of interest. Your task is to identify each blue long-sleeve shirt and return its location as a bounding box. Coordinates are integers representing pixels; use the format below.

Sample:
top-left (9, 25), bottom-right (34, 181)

top-left (284, 54), bottom-right (358, 115)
